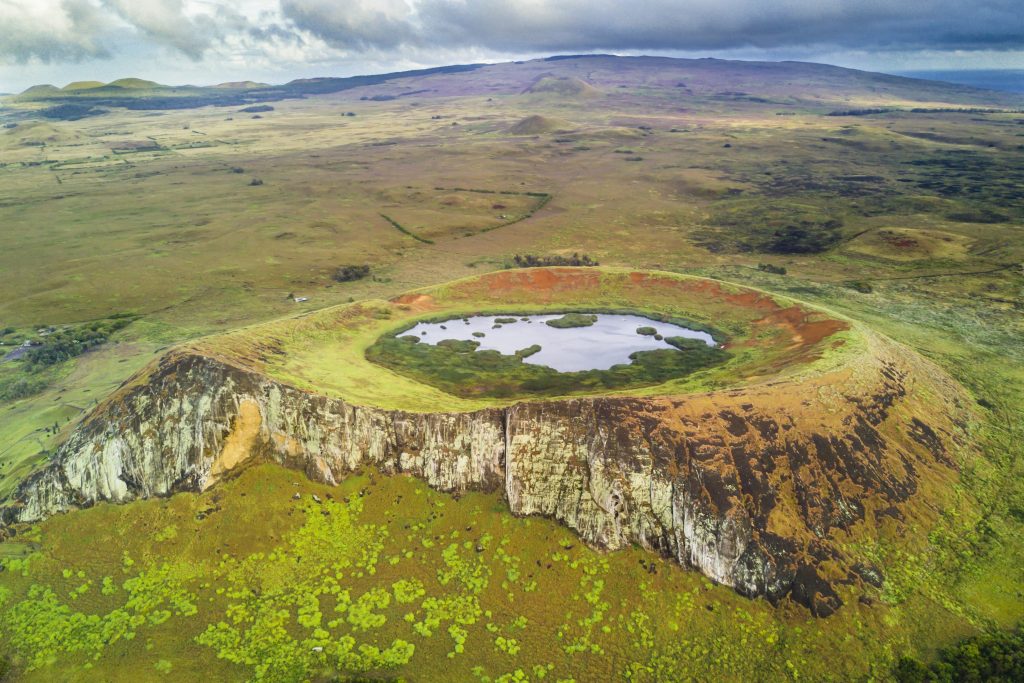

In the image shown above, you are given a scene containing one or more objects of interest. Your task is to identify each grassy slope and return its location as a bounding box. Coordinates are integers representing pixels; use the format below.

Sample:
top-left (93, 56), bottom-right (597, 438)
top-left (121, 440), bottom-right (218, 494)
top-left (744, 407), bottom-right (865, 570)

top-left (0, 56), bottom-right (1022, 679)
top-left (0, 464), bottom-right (931, 682)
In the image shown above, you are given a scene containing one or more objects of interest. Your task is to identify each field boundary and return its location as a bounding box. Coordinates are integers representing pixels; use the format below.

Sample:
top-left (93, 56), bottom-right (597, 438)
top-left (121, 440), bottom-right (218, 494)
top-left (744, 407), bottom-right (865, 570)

top-left (380, 213), bottom-right (434, 244)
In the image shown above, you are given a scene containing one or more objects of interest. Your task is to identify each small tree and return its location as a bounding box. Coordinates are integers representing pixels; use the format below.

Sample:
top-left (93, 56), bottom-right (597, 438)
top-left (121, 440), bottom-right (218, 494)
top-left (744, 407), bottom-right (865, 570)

top-left (333, 265), bottom-right (371, 283)
top-left (757, 263), bottom-right (787, 275)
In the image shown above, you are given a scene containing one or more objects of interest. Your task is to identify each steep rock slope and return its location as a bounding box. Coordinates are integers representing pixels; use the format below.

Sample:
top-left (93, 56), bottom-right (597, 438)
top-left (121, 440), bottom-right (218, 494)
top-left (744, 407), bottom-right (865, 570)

top-left (2, 337), bottom-right (966, 616)
top-left (5, 351), bottom-right (506, 522)
top-left (0, 271), bottom-right (972, 616)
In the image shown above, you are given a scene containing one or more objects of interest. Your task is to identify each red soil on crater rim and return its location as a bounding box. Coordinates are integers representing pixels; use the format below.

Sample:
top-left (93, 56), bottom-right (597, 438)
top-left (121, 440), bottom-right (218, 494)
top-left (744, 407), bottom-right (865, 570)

top-left (433, 266), bottom-right (849, 361)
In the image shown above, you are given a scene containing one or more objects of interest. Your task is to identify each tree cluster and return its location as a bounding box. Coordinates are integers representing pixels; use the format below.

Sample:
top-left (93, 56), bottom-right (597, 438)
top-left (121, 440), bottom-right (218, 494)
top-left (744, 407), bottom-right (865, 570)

top-left (895, 625), bottom-right (1024, 682)
top-left (333, 265), bottom-right (371, 283)
top-left (25, 317), bottom-right (135, 367)
top-left (510, 253), bottom-right (598, 268)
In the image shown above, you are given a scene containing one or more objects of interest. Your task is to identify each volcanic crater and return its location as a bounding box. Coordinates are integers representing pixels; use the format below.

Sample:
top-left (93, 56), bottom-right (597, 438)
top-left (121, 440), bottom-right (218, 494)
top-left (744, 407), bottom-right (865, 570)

top-left (1, 268), bottom-right (972, 615)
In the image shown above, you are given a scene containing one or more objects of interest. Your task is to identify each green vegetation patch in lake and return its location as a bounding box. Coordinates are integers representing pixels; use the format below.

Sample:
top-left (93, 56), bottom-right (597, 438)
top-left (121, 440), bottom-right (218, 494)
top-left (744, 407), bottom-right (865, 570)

top-left (367, 312), bottom-right (728, 399)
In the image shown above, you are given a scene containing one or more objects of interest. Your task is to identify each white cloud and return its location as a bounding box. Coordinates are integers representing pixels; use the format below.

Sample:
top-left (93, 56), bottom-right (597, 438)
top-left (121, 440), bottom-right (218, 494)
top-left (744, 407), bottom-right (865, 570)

top-left (0, 0), bottom-right (112, 63)
top-left (101, 0), bottom-right (213, 58)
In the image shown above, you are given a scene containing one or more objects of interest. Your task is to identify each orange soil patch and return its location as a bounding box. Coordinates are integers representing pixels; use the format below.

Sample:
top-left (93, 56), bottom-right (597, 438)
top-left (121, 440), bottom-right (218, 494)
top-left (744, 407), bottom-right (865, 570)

top-left (755, 306), bottom-right (849, 346)
top-left (208, 399), bottom-right (262, 485)
top-left (478, 268), bottom-right (603, 296)
top-left (391, 293), bottom-right (438, 312)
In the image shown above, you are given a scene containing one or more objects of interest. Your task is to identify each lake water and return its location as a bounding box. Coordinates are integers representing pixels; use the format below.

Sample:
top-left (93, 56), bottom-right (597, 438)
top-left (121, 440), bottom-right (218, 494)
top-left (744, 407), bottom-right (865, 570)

top-left (403, 313), bottom-right (717, 372)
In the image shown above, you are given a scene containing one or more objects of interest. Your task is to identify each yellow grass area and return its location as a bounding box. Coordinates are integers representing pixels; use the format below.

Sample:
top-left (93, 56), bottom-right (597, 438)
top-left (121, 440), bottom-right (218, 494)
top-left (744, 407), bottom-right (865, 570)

top-left (843, 227), bottom-right (974, 263)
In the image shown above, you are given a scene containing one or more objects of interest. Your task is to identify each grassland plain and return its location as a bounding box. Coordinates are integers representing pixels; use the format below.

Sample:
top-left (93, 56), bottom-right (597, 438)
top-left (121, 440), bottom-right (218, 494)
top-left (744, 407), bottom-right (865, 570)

top-left (0, 55), bottom-right (1023, 680)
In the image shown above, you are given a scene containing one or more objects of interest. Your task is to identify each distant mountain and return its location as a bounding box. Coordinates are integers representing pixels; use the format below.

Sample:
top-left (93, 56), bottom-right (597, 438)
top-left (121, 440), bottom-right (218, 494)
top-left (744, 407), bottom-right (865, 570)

top-left (105, 78), bottom-right (163, 89)
top-left (894, 70), bottom-right (1024, 94)
top-left (17, 78), bottom-right (164, 100)
top-left (7, 56), bottom-right (1022, 114)
top-left (18, 84), bottom-right (61, 97)
top-left (213, 81), bottom-right (270, 89)
top-left (62, 81), bottom-right (106, 91)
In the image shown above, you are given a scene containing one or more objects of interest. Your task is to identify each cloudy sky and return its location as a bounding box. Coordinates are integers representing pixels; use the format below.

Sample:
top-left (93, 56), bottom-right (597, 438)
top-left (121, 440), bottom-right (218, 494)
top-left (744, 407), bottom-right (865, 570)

top-left (1, 0), bottom-right (1022, 91)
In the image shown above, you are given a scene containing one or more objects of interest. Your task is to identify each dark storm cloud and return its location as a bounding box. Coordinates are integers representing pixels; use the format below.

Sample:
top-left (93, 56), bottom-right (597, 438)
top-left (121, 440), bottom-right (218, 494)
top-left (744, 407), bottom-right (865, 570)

top-left (278, 0), bottom-right (421, 51)
top-left (278, 0), bottom-right (1024, 54)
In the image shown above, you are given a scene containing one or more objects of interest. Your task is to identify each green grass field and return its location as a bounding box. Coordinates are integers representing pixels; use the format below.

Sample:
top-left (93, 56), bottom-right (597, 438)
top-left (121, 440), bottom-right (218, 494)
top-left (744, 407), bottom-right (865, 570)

top-left (0, 463), bottom-right (993, 682)
top-left (1, 56), bottom-right (1023, 681)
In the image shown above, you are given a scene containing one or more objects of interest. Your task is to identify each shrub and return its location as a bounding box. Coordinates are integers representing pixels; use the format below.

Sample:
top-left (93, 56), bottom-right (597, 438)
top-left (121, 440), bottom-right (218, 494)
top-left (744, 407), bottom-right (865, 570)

top-left (333, 265), bottom-right (371, 283)
top-left (701, 201), bottom-right (844, 255)
top-left (767, 222), bottom-right (843, 254)
top-left (847, 281), bottom-right (873, 293)
top-left (894, 624), bottom-right (1024, 682)
top-left (826, 108), bottom-right (893, 116)
top-left (0, 375), bottom-right (49, 402)
top-left (38, 104), bottom-right (106, 121)
top-left (545, 314), bottom-right (597, 329)
top-left (515, 345), bottom-right (541, 359)
top-left (946, 209), bottom-right (1009, 224)
top-left (380, 214), bottom-right (433, 244)
top-left (24, 317), bottom-right (135, 367)
top-left (510, 253), bottom-right (598, 268)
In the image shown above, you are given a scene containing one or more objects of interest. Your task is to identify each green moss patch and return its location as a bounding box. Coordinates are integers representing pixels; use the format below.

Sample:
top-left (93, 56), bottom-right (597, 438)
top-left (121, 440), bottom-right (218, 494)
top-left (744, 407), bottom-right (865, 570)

top-left (544, 313), bottom-right (597, 329)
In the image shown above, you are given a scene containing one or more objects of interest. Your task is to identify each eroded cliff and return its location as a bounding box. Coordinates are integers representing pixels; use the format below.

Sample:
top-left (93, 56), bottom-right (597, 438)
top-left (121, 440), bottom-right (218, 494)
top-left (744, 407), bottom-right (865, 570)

top-left (1, 326), bottom-right (969, 616)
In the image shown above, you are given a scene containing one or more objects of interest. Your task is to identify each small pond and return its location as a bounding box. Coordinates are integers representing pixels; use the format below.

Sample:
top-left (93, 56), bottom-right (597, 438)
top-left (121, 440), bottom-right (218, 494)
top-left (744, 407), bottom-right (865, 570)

top-left (401, 313), bottom-right (718, 372)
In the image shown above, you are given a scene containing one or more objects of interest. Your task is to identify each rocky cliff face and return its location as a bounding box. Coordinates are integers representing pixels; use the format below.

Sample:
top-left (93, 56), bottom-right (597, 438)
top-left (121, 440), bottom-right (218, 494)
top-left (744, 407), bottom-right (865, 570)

top-left (4, 351), bottom-right (506, 523)
top-left (1, 335), bottom-right (968, 616)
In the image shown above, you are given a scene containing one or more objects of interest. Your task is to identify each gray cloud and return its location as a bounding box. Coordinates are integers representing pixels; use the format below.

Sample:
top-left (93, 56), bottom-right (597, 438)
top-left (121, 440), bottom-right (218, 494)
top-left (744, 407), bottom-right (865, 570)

top-left (101, 0), bottom-right (214, 59)
top-left (0, 0), bottom-right (111, 63)
top-left (0, 0), bottom-right (242, 66)
top-left (279, 0), bottom-right (1024, 54)
top-left (1, 0), bottom-right (1020, 79)
top-left (279, 0), bottom-right (420, 51)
